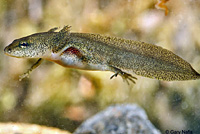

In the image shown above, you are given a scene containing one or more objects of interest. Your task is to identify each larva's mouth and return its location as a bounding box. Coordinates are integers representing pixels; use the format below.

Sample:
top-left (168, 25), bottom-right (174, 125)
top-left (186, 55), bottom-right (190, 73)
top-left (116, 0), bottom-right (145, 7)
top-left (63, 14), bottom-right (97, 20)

top-left (4, 46), bottom-right (11, 55)
top-left (4, 46), bottom-right (23, 58)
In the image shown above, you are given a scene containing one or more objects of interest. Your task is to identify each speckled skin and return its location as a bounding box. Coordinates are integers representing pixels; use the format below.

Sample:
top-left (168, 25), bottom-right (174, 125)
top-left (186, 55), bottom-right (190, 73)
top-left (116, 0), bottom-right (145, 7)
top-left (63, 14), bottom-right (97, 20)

top-left (4, 26), bottom-right (200, 81)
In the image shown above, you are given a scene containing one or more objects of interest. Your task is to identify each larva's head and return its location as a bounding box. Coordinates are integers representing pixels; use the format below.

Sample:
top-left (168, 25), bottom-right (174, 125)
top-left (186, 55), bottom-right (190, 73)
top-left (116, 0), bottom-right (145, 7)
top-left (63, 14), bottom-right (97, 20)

top-left (4, 26), bottom-right (71, 58)
top-left (4, 33), bottom-right (53, 58)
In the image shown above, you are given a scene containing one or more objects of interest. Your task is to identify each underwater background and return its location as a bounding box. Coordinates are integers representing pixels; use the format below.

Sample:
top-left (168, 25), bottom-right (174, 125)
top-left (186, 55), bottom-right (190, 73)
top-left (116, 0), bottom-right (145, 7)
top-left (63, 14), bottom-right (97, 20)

top-left (0, 0), bottom-right (200, 133)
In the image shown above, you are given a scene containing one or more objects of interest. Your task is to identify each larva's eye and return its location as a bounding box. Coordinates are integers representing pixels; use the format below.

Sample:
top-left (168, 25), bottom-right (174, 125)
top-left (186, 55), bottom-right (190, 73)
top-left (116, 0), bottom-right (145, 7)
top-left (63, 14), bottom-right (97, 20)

top-left (19, 42), bottom-right (29, 48)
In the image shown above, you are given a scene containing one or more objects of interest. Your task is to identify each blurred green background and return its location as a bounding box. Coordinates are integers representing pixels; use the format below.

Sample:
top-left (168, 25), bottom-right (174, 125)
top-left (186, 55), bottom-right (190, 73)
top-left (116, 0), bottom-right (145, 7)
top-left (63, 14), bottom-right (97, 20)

top-left (1, 0), bottom-right (200, 133)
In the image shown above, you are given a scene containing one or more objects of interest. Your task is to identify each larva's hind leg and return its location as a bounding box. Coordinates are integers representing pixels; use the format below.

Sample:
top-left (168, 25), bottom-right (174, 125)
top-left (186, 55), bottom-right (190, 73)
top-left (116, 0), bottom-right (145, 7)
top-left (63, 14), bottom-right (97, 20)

top-left (109, 66), bottom-right (137, 84)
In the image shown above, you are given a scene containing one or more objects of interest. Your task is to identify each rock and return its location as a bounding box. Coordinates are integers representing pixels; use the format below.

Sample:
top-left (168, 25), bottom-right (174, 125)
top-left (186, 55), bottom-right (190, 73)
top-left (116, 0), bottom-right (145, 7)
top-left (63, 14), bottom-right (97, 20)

top-left (74, 104), bottom-right (161, 134)
top-left (0, 122), bottom-right (71, 134)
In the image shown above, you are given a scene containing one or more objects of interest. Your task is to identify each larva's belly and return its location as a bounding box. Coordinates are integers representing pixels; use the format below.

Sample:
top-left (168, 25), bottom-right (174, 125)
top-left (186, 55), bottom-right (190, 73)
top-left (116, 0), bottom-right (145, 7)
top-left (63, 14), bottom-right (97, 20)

top-left (49, 50), bottom-right (110, 71)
